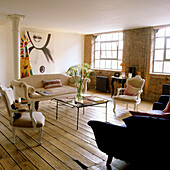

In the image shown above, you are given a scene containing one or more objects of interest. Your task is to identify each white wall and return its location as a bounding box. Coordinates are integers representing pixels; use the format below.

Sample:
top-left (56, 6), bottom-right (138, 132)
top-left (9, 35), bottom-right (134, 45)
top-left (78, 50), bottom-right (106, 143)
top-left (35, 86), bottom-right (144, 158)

top-left (0, 24), bottom-right (84, 87)
top-left (0, 23), bottom-right (13, 87)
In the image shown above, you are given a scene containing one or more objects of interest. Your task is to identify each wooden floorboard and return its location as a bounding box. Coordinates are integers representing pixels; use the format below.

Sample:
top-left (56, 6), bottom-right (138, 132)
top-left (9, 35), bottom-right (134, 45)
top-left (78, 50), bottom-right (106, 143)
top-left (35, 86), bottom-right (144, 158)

top-left (0, 90), bottom-right (153, 170)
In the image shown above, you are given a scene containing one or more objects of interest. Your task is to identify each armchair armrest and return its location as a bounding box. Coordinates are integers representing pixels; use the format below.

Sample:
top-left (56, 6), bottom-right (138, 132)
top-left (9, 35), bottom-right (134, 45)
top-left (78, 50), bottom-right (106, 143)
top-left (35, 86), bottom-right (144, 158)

top-left (11, 80), bottom-right (35, 101)
top-left (88, 120), bottom-right (127, 154)
top-left (82, 78), bottom-right (90, 94)
top-left (117, 88), bottom-right (126, 96)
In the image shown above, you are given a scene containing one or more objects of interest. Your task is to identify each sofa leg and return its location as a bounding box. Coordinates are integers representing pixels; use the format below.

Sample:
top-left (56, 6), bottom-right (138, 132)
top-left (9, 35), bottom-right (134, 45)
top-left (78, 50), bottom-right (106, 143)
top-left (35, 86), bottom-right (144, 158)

top-left (106, 155), bottom-right (113, 165)
top-left (35, 101), bottom-right (39, 111)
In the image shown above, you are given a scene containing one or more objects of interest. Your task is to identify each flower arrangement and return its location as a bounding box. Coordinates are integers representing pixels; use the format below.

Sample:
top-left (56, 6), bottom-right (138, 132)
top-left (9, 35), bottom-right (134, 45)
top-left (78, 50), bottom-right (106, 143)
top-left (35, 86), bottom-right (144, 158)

top-left (66, 63), bottom-right (93, 100)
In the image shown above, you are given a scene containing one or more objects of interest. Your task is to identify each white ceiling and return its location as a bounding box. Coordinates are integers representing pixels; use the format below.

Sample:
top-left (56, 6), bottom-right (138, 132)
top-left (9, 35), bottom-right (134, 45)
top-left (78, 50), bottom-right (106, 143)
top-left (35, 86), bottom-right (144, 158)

top-left (0, 0), bottom-right (170, 34)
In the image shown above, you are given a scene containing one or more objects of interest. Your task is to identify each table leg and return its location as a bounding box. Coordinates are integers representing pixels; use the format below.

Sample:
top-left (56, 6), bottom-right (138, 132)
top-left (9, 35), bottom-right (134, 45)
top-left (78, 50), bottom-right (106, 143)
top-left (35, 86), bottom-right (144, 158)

top-left (83, 107), bottom-right (85, 114)
top-left (77, 108), bottom-right (79, 130)
top-left (56, 100), bottom-right (58, 119)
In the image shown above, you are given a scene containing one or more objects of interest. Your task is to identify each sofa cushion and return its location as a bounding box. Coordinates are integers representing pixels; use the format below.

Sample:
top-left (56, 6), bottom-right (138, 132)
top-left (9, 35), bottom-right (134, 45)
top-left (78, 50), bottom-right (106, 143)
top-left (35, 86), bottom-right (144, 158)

top-left (42, 79), bottom-right (62, 89)
top-left (30, 85), bottom-right (76, 98)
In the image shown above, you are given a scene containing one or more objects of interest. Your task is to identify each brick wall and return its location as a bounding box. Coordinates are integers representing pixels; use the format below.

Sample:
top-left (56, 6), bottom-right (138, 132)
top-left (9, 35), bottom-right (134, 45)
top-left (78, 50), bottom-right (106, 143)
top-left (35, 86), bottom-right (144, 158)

top-left (84, 27), bottom-right (170, 101)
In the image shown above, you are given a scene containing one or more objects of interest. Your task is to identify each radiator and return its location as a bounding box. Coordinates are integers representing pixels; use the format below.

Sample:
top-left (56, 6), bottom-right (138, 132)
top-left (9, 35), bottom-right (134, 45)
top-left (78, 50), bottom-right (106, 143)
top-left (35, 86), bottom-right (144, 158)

top-left (96, 76), bottom-right (109, 92)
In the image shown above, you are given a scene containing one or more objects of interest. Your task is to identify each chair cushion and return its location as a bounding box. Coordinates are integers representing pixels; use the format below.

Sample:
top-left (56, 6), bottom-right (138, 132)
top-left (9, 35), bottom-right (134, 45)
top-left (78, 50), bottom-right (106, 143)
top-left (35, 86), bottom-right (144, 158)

top-left (114, 95), bottom-right (138, 103)
top-left (12, 112), bottom-right (45, 128)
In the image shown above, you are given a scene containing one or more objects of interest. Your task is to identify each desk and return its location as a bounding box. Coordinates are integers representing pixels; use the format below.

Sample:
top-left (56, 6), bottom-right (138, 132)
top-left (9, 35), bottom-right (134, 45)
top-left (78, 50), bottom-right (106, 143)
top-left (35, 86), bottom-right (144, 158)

top-left (111, 76), bottom-right (126, 97)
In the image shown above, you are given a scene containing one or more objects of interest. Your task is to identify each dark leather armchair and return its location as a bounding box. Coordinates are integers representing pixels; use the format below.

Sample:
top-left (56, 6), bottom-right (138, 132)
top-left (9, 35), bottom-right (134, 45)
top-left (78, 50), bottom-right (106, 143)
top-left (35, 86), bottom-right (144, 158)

top-left (88, 115), bottom-right (170, 167)
top-left (152, 95), bottom-right (170, 110)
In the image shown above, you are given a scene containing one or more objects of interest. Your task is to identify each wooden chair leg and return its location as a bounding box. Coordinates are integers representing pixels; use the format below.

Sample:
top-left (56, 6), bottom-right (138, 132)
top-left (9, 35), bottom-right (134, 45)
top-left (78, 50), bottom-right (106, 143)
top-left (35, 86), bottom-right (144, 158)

top-left (106, 155), bottom-right (113, 165)
top-left (113, 102), bottom-right (116, 113)
top-left (35, 101), bottom-right (39, 111)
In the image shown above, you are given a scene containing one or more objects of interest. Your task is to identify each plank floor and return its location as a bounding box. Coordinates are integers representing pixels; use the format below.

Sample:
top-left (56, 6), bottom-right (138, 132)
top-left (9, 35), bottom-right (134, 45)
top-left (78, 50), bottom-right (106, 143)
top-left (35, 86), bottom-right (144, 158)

top-left (0, 90), bottom-right (153, 170)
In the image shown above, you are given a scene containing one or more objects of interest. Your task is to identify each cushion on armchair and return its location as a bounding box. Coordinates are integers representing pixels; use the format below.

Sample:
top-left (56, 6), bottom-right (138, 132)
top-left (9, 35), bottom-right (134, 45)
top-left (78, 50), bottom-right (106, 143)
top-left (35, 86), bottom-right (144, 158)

top-left (163, 98), bottom-right (170, 113)
top-left (124, 84), bottom-right (140, 96)
top-left (129, 110), bottom-right (170, 119)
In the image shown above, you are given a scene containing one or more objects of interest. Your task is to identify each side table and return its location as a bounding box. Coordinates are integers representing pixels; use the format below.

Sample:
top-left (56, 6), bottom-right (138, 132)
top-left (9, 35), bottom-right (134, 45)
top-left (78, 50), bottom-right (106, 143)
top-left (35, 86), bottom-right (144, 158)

top-left (111, 76), bottom-right (126, 97)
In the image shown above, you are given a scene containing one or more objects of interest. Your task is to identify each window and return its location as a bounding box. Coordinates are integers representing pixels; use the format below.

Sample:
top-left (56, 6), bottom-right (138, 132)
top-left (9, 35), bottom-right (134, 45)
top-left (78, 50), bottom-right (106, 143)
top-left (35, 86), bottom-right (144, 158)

top-left (93, 32), bottom-right (123, 70)
top-left (152, 27), bottom-right (170, 74)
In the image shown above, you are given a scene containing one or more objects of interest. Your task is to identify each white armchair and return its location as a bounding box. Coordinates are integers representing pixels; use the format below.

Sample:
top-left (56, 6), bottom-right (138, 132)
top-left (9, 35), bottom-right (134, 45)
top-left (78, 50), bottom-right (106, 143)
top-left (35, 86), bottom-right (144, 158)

top-left (0, 85), bottom-right (45, 144)
top-left (113, 75), bottom-right (145, 113)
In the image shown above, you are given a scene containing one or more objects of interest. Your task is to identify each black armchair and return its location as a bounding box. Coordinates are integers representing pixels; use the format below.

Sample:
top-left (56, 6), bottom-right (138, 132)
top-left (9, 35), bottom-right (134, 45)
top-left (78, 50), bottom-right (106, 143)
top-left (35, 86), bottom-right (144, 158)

top-left (88, 116), bottom-right (170, 167)
top-left (152, 95), bottom-right (170, 110)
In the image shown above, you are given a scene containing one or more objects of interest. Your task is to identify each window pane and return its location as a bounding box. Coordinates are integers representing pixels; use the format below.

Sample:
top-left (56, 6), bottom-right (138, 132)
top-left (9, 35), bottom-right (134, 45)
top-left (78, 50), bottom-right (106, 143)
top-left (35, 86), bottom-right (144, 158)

top-left (154, 50), bottom-right (164, 60)
top-left (106, 43), bottom-right (112, 50)
top-left (112, 33), bottom-right (118, 40)
top-left (119, 41), bottom-right (123, 50)
top-left (164, 62), bottom-right (170, 73)
top-left (166, 27), bottom-right (170, 36)
top-left (106, 51), bottom-right (112, 58)
top-left (100, 60), bottom-right (105, 69)
top-left (106, 34), bottom-right (113, 41)
top-left (94, 60), bottom-right (99, 68)
top-left (95, 51), bottom-right (100, 59)
top-left (106, 60), bottom-right (111, 69)
top-left (101, 51), bottom-right (106, 58)
top-left (118, 60), bottom-right (122, 70)
top-left (101, 43), bottom-right (105, 50)
top-left (118, 51), bottom-right (123, 59)
top-left (154, 61), bottom-right (163, 72)
top-left (156, 28), bottom-right (165, 37)
top-left (155, 38), bottom-right (164, 49)
top-left (112, 42), bottom-right (117, 50)
top-left (166, 50), bottom-right (170, 59)
top-left (166, 39), bottom-right (170, 48)
top-left (112, 60), bottom-right (117, 69)
top-left (112, 51), bottom-right (117, 58)
top-left (101, 34), bottom-right (107, 41)
top-left (119, 32), bottom-right (123, 40)
top-left (95, 42), bottom-right (100, 50)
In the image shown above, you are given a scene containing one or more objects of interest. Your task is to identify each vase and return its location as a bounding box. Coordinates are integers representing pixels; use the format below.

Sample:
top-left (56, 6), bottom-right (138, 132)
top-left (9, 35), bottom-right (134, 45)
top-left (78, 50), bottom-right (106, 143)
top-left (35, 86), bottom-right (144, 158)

top-left (76, 87), bottom-right (82, 101)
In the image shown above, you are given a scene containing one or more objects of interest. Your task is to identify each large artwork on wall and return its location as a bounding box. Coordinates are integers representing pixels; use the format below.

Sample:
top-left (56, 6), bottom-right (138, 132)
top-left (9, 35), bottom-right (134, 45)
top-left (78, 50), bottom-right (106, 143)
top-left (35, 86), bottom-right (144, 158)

top-left (27, 31), bottom-right (55, 74)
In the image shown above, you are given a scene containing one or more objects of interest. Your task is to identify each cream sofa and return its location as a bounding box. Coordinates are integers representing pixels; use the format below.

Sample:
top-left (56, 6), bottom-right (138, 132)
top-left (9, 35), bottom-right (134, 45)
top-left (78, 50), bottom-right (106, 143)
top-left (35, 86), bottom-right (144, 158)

top-left (11, 74), bottom-right (90, 109)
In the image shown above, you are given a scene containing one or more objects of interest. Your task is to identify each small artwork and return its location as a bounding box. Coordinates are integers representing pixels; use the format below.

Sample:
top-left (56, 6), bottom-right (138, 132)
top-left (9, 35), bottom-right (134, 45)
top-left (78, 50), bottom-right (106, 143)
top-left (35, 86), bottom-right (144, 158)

top-left (27, 31), bottom-right (55, 74)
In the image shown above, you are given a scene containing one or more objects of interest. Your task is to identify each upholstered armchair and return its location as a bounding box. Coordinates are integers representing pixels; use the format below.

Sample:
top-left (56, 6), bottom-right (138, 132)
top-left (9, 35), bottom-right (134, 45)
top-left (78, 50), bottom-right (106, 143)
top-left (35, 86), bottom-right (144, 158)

top-left (0, 85), bottom-right (45, 144)
top-left (113, 75), bottom-right (145, 112)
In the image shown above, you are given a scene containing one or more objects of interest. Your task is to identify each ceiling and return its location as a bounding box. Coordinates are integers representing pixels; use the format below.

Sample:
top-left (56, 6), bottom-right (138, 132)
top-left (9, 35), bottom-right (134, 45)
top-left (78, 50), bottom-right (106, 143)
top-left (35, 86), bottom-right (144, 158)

top-left (0, 0), bottom-right (170, 34)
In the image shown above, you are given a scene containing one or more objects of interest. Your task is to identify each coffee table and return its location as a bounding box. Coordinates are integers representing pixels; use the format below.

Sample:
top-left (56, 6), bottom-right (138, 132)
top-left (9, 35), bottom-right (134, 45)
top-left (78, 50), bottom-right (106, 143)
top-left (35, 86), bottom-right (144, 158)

top-left (52, 96), bottom-right (109, 130)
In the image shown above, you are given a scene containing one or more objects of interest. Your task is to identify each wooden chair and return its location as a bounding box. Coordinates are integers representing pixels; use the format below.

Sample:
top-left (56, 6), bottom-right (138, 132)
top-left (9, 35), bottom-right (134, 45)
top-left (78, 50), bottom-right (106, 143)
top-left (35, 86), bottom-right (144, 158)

top-left (0, 85), bottom-right (45, 144)
top-left (113, 75), bottom-right (145, 112)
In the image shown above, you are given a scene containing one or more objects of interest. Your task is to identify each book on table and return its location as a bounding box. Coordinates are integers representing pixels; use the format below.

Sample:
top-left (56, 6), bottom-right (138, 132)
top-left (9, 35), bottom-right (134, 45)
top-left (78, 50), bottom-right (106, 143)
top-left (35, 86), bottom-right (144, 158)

top-left (35, 91), bottom-right (51, 96)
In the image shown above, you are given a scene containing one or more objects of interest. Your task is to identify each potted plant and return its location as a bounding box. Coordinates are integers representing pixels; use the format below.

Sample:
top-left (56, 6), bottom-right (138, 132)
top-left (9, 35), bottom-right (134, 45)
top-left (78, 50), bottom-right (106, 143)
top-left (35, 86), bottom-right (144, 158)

top-left (66, 63), bottom-right (93, 100)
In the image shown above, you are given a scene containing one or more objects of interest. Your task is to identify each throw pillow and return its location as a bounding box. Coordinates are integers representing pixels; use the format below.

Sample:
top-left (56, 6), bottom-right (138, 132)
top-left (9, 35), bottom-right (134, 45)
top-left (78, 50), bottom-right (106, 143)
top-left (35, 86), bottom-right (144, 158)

top-left (129, 110), bottom-right (170, 119)
top-left (42, 79), bottom-right (62, 89)
top-left (124, 84), bottom-right (140, 96)
top-left (163, 98), bottom-right (170, 113)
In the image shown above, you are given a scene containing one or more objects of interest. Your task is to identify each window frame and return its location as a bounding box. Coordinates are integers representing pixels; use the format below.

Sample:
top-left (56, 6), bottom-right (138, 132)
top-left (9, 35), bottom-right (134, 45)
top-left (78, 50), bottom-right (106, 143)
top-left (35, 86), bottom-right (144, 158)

top-left (93, 32), bottom-right (123, 71)
top-left (152, 27), bottom-right (170, 74)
